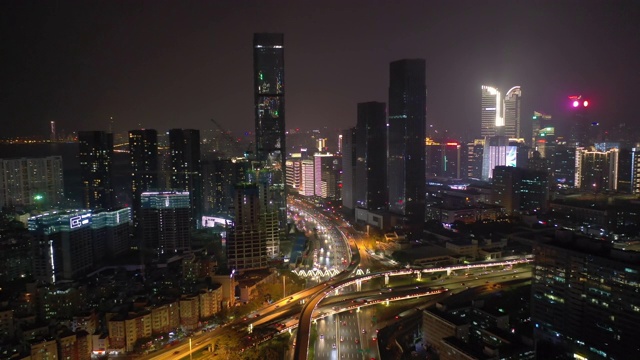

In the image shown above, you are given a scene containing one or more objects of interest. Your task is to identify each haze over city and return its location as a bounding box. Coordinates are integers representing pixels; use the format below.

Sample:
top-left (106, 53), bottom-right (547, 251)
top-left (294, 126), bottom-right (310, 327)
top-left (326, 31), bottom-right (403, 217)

top-left (2, 0), bottom-right (639, 138)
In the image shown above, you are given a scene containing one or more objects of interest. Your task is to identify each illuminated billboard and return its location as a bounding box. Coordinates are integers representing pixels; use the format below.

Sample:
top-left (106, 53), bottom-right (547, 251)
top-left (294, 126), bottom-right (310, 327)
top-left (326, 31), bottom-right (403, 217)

top-left (202, 216), bottom-right (233, 228)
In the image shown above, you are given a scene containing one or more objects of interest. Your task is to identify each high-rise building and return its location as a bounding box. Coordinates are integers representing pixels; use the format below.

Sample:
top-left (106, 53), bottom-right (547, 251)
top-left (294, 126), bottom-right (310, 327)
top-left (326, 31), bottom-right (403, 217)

top-left (575, 146), bottom-right (619, 192)
top-left (314, 153), bottom-right (339, 199)
top-left (388, 59), bottom-right (426, 230)
top-left (355, 102), bottom-right (387, 210)
top-left (169, 129), bottom-right (202, 228)
top-left (481, 86), bottom-right (502, 137)
top-left (140, 191), bottom-right (191, 254)
top-left (492, 166), bottom-right (548, 213)
top-left (29, 210), bottom-right (94, 283)
top-left (0, 156), bottom-right (64, 210)
top-left (129, 129), bottom-right (158, 234)
top-left (466, 139), bottom-right (485, 179)
top-left (285, 158), bottom-right (302, 190)
top-left (226, 184), bottom-right (268, 270)
top-left (531, 111), bottom-right (552, 146)
top-left (632, 147), bottom-right (640, 194)
top-left (253, 33), bottom-right (286, 246)
top-left (503, 86), bottom-right (522, 139)
top-left (202, 157), bottom-right (249, 217)
top-left (78, 131), bottom-right (114, 210)
top-left (551, 144), bottom-right (576, 188)
top-left (341, 128), bottom-right (357, 212)
top-left (425, 139), bottom-right (463, 179)
top-left (531, 237), bottom-right (640, 359)
top-left (90, 207), bottom-right (131, 259)
top-left (300, 160), bottom-right (315, 197)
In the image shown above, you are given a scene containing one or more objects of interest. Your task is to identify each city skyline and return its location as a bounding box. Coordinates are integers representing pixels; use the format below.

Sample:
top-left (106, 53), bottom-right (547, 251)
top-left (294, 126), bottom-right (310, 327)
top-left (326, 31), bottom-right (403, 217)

top-left (2, 1), bottom-right (639, 139)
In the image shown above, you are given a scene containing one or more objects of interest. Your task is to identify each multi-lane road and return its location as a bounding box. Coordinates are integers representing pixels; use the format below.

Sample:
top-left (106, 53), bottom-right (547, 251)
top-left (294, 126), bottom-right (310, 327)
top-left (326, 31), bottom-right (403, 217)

top-left (134, 197), bottom-right (532, 360)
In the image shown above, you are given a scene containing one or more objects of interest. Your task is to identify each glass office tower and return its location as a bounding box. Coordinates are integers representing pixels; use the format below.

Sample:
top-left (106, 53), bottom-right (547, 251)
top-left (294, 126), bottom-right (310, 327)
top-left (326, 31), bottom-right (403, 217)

top-left (254, 33), bottom-right (286, 251)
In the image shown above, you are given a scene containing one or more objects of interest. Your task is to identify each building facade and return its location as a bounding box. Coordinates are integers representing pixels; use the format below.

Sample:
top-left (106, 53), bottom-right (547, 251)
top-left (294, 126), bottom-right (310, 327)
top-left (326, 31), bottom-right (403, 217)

top-left (341, 128), bottom-right (357, 212)
top-left (253, 33), bottom-right (286, 249)
top-left (387, 59), bottom-right (426, 231)
top-left (226, 184), bottom-right (267, 270)
top-left (503, 86), bottom-right (522, 139)
top-left (78, 131), bottom-right (114, 210)
top-left (574, 147), bottom-right (619, 192)
top-left (169, 129), bottom-right (202, 228)
top-left (355, 101), bottom-right (387, 210)
top-left (140, 191), bottom-right (191, 254)
top-left (0, 156), bottom-right (64, 210)
top-left (532, 238), bottom-right (640, 359)
top-left (481, 86), bottom-right (502, 137)
top-left (128, 129), bottom-right (158, 235)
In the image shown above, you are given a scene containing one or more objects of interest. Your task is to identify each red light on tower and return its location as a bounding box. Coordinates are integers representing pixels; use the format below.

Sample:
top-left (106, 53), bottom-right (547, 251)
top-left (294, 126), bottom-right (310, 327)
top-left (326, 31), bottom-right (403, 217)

top-left (569, 95), bottom-right (589, 108)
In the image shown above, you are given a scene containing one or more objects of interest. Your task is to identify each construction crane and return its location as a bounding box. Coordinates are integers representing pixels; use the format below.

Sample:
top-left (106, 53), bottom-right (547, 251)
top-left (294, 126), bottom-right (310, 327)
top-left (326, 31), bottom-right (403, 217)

top-left (210, 118), bottom-right (253, 157)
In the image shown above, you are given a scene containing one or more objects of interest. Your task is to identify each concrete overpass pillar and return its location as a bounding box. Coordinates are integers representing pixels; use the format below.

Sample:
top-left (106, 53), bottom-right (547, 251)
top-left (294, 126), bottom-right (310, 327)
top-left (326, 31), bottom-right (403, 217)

top-left (356, 280), bottom-right (361, 292)
top-left (447, 268), bottom-right (452, 276)
top-left (416, 272), bottom-right (422, 281)
top-left (384, 274), bottom-right (389, 285)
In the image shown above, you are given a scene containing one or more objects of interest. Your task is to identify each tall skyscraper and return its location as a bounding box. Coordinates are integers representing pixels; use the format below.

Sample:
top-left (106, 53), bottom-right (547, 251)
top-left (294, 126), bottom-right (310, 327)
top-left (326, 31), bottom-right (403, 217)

top-left (481, 86), bottom-right (502, 137)
top-left (0, 156), bottom-right (64, 210)
top-left (388, 59), bottom-right (426, 231)
top-left (129, 129), bottom-right (158, 234)
top-left (355, 102), bottom-right (387, 210)
top-left (341, 128), bottom-right (357, 212)
top-left (78, 131), bottom-right (114, 210)
top-left (253, 33), bottom-right (286, 249)
top-left (169, 129), bottom-right (202, 228)
top-left (140, 191), bottom-right (191, 254)
top-left (503, 86), bottom-right (522, 138)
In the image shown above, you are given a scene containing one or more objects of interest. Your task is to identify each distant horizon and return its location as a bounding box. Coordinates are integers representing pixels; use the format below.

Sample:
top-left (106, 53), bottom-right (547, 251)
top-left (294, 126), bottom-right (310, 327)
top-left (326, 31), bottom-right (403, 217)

top-left (2, 1), bottom-right (639, 141)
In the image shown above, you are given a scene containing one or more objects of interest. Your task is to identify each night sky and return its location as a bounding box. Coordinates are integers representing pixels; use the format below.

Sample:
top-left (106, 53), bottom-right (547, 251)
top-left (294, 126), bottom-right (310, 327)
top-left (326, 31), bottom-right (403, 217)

top-left (2, 0), bottom-right (639, 139)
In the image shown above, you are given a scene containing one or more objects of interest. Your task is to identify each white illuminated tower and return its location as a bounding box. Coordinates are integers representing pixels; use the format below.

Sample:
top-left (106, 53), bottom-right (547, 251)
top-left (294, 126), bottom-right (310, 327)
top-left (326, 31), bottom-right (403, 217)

top-left (481, 86), bottom-right (502, 137)
top-left (503, 86), bottom-right (522, 138)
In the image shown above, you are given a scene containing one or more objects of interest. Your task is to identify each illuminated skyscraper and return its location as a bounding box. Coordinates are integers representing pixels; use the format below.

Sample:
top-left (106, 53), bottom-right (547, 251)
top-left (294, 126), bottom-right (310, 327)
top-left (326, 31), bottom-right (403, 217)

top-left (574, 146), bottom-right (619, 192)
top-left (503, 86), bottom-right (522, 138)
top-left (253, 33), bottom-right (286, 248)
top-left (387, 59), bottom-right (426, 231)
top-left (481, 86), bottom-right (502, 137)
top-left (129, 129), bottom-right (158, 234)
top-left (169, 129), bottom-right (201, 228)
top-left (78, 131), bottom-right (114, 210)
